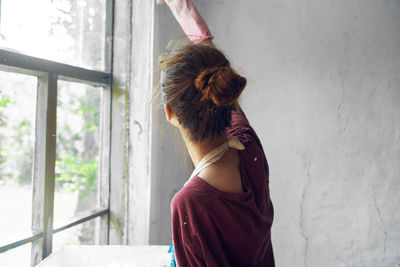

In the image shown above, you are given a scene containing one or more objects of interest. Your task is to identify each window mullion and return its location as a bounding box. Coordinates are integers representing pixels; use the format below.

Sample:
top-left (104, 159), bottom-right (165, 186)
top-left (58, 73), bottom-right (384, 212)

top-left (97, 0), bottom-right (114, 246)
top-left (98, 85), bottom-right (111, 245)
top-left (104, 0), bottom-right (114, 74)
top-left (31, 73), bottom-right (57, 266)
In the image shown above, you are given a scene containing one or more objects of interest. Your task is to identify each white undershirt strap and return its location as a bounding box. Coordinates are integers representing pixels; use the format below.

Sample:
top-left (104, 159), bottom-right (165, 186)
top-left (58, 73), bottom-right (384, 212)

top-left (184, 137), bottom-right (244, 187)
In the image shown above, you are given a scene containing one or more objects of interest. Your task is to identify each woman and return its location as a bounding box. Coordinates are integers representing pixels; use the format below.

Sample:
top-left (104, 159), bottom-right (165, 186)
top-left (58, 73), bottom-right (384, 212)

top-left (157, 1), bottom-right (275, 266)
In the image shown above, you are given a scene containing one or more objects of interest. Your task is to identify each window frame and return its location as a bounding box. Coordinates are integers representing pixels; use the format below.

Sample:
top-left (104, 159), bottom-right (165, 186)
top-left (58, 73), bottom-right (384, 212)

top-left (0, 0), bottom-right (114, 265)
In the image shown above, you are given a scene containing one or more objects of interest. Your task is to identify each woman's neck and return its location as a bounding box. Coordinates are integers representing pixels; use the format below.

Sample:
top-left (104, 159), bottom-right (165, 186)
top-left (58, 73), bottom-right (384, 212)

top-left (179, 127), bottom-right (226, 166)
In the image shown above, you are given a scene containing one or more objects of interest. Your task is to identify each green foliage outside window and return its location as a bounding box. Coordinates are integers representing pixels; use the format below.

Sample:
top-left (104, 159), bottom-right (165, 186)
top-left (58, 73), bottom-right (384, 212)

top-left (55, 86), bottom-right (100, 201)
top-left (56, 154), bottom-right (98, 201)
top-left (0, 94), bottom-right (33, 184)
top-left (0, 96), bottom-right (14, 108)
top-left (0, 87), bottom-right (100, 200)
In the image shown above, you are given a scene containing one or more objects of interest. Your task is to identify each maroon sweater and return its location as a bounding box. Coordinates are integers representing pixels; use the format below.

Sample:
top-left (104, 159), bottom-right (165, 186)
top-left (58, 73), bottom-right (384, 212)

top-left (171, 111), bottom-right (275, 267)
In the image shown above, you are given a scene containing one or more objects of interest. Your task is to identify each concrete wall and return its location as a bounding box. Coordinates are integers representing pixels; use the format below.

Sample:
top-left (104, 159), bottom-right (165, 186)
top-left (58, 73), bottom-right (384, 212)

top-left (150, 3), bottom-right (192, 245)
top-left (151, 1), bottom-right (400, 266)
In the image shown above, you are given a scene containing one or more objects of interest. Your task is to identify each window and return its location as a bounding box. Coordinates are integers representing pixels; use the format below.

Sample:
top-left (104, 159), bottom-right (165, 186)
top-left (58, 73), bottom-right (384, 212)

top-left (0, 0), bottom-right (108, 71)
top-left (0, 0), bottom-right (113, 266)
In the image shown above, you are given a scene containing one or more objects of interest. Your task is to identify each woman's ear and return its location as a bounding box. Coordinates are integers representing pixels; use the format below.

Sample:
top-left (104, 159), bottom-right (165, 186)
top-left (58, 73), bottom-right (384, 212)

top-left (164, 104), bottom-right (179, 127)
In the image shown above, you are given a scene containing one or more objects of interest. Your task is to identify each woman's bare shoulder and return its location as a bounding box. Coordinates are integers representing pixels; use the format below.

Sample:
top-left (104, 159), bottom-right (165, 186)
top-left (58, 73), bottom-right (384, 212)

top-left (198, 149), bottom-right (244, 193)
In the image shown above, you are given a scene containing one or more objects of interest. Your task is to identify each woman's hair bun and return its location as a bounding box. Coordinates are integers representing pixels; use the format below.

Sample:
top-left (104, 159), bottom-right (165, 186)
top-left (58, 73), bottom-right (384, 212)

top-left (194, 66), bottom-right (246, 106)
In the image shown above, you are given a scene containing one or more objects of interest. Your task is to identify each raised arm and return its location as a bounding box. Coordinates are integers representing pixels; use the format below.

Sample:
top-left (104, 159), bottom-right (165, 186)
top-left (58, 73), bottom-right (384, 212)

top-left (156, 0), bottom-right (214, 45)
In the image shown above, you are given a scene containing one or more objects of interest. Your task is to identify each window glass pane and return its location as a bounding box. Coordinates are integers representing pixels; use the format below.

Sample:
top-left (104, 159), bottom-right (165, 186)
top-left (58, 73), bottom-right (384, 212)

top-left (0, 71), bottom-right (36, 241)
top-left (53, 218), bottom-right (100, 252)
top-left (0, 242), bottom-right (31, 267)
top-left (0, 0), bottom-right (107, 71)
top-left (54, 81), bottom-right (101, 225)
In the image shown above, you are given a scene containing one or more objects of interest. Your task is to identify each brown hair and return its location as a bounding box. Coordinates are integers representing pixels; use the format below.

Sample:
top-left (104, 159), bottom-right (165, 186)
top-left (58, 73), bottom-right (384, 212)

top-left (156, 43), bottom-right (246, 142)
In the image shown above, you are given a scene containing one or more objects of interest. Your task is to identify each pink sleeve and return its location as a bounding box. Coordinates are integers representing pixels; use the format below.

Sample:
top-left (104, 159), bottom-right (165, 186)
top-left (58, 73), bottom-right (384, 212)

top-left (230, 110), bottom-right (251, 129)
top-left (163, 0), bottom-right (213, 43)
top-left (226, 110), bottom-right (262, 147)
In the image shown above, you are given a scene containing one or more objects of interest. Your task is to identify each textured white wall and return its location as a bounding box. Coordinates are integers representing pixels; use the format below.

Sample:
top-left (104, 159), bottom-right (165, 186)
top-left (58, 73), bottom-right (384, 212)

top-left (150, 3), bottom-right (192, 245)
top-left (151, 1), bottom-right (400, 266)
